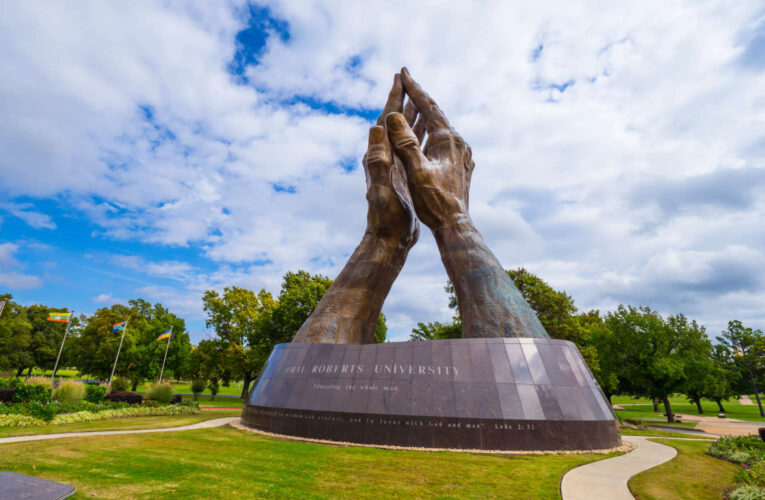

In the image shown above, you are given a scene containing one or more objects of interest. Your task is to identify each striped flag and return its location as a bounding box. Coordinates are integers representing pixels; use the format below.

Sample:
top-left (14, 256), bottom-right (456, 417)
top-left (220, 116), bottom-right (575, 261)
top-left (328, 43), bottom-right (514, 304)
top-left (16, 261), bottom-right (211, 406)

top-left (47, 311), bottom-right (72, 322)
top-left (0, 300), bottom-right (5, 317)
top-left (156, 329), bottom-right (171, 341)
top-left (112, 321), bottom-right (127, 332)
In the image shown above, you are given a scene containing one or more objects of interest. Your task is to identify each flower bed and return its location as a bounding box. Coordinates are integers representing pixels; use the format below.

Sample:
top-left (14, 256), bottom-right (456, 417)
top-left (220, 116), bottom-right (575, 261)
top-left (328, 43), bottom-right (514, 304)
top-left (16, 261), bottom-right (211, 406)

top-left (0, 401), bottom-right (199, 427)
top-left (708, 435), bottom-right (765, 499)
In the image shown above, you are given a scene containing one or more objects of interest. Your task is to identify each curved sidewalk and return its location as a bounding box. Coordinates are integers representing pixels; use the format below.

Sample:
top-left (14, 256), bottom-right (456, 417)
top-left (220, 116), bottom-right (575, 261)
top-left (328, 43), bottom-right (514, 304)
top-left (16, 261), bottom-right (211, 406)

top-left (0, 417), bottom-right (238, 445)
top-left (561, 436), bottom-right (677, 500)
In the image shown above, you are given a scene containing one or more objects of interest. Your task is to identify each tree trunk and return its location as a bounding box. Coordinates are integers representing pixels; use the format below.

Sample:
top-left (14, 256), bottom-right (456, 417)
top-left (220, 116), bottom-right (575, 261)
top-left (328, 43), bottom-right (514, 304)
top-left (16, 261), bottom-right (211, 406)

top-left (715, 398), bottom-right (726, 413)
top-left (695, 398), bottom-right (703, 414)
top-left (26, 367), bottom-right (33, 377)
top-left (241, 372), bottom-right (252, 400)
top-left (748, 365), bottom-right (765, 417)
top-left (15, 367), bottom-right (24, 377)
top-left (652, 398), bottom-right (660, 412)
top-left (193, 393), bottom-right (198, 401)
top-left (131, 379), bottom-right (138, 392)
top-left (663, 395), bottom-right (675, 423)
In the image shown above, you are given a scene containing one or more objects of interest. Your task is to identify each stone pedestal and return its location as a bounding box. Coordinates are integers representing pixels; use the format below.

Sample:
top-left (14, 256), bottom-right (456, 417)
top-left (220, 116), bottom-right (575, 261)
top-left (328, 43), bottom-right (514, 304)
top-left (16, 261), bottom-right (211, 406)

top-left (242, 338), bottom-right (621, 451)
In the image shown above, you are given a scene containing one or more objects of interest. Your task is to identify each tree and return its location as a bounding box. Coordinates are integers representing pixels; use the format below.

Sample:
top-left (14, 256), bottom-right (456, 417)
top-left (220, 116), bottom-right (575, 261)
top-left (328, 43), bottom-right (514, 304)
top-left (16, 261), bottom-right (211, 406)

top-left (578, 310), bottom-right (618, 402)
top-left (717, 320), bottom-right (765, 417)
top-left (605, 306), bottom-right (710, 422)
top-left (202, 287), bottom-right (277, 399)
top-left (187, 339), bottom-right (228, 395)
top-left (268, 271), bottom-right (333, 342)
top-left (409, 321), bottom-right (461, 341)
top-left (375, 314), bottom-right (387, 343)
top-left (704, 344), bottom-right (740, 413)
top-left (70, 299), bottom-right (190, 385)
top-left (0, 294), bottom-right (32, 375)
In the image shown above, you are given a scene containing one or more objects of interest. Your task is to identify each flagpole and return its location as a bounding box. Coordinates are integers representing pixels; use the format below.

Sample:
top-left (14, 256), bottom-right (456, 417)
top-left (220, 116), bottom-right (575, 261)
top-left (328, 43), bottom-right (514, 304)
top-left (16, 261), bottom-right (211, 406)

top-left (108, 317), bottom-right (129, 387)
top-left (50, 310), bottom-right (74, 385)
top-left (158, 327), bottom-right (173, 383)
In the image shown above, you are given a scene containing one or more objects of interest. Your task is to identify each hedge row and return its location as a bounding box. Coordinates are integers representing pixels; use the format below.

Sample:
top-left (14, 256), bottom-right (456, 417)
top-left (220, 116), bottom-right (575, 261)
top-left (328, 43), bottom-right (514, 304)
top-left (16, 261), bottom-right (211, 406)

top-left (0, 403), bottom-right (200, 428)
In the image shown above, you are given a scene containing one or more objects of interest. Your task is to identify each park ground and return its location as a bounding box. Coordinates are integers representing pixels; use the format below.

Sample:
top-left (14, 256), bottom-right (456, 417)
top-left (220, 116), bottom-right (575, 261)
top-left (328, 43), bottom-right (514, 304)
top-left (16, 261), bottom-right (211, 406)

top-left (3, 377), bottom-right (761, 498)
top-left (0, 408), bottom-right (752, 499)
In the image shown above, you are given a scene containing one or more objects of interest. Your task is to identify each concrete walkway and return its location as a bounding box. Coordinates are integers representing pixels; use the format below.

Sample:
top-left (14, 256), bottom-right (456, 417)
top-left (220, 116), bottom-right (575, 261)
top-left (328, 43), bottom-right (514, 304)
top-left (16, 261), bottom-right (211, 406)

top-left (739, 395), bottom-right (754, 405)
top-left (0, 417), bottom-right (238, 445)
top-left (560, 436), bottom-right (677, 500)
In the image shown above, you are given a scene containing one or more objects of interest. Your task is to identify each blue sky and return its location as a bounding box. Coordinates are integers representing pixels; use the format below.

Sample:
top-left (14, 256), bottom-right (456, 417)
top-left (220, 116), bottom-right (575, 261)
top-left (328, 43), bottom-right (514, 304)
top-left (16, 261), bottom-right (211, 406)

top-left (1, 1), bottom-right (764, 343)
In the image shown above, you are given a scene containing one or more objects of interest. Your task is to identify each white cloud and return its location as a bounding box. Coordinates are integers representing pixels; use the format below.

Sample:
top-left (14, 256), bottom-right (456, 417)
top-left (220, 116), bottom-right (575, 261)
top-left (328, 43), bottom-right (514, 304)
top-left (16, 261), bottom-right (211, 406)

top-left (0, 242), bottom-right (43, 290)
top-left (0, 203), bottom-right (56, 229)
top-left (1, 1), bottom-right (764, 339)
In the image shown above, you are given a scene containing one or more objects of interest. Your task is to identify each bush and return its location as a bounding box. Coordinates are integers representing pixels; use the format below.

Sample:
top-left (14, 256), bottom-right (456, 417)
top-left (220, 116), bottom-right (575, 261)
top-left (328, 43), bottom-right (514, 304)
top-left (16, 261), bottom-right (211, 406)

top-left (147, 383), bottom-right (174, 405)
top-left (54, 380), bottom-right (86, 403)
top-left (729, 485), bottom-right (765, 500)
top-left (0, 403), bottom-right (199, 428)
top-left (171, 394), bottom-right (182, 405)
top-left (111, 376), bottom-right (130, 392)
top-left (26, 376), bottom-right (53, 388)
top-left (12, 383), bottom-right (51, 404)
top-left (738, 460), bottom-right (765, 488)
top-left (191, 379), bottom-right (205, 400)
top-left (0, 388), bottom-right (14, 402)
top-left (85, 384), bottom-right (107, 404)
top-left (105, 391), bottom-right (143, 404)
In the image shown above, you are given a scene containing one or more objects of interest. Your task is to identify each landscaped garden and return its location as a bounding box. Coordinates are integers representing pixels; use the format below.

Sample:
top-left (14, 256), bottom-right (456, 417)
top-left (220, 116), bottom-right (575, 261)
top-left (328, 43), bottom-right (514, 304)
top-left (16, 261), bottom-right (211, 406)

top-left (0, 376), bottom-right (199, 428)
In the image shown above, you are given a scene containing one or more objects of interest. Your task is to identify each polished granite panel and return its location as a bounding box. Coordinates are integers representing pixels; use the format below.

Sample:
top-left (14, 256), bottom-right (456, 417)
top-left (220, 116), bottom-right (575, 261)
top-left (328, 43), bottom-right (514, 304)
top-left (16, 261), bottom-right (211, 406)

top-left (244, 338), bottom-right (621, 451)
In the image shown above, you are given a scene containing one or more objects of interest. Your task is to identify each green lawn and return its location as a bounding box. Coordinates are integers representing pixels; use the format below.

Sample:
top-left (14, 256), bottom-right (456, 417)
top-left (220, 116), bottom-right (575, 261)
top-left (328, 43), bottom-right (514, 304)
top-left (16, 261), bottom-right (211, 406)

top-left (628, 439), bottom-right (739, 499)
top-left (0, 410), bottom-right (241, 438)
top-left (616, 401), bottom-right (765, 422)
top-left (0, 426), bottom-right (622, 499)
top-left (620, 428), bottom-right (715, 439)
top-left (182, 395), bottom-right (243, 407)
top-left (136, 381), bottom-right (244, 396)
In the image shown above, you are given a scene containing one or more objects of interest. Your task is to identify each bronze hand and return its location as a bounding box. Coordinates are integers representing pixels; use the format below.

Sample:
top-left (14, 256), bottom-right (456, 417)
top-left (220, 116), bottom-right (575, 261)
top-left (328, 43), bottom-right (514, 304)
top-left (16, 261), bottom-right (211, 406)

top-left (386, 67), bottom-right (548, 339)
top-left (292, 74), bottom-right (419, 344)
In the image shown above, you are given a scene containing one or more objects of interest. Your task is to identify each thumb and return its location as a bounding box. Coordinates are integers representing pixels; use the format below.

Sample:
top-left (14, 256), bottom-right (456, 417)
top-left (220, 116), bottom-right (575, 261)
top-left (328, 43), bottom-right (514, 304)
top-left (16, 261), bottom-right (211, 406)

top-left (385, 112), bottom-right (426, 175)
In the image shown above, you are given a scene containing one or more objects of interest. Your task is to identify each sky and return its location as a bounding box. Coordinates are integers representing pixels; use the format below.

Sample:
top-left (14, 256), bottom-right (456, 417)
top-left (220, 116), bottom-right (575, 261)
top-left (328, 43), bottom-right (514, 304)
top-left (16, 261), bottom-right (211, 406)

top-left (1, 1), bottom-right (764, 343)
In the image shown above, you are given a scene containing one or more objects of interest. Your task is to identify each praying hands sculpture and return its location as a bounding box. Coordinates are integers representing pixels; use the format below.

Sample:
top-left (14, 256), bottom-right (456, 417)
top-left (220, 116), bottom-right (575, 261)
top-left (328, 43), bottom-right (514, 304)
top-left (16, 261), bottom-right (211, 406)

top-left (293, 68), bottom-right (548, 344)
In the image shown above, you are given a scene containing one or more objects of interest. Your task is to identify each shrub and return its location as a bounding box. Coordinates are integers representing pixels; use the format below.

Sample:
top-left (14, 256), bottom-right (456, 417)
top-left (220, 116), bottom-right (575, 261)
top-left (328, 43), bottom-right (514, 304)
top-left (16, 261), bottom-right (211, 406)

top-left (105, 391), bottom-right (143, 404)
top-left (171, 394), bottom-right (182, 405)
top-left (191, 379), bottom-right (205, 400)
top-left (111, 376), bottom-right (130, 392)
top-left (12, 383), bottom-right (51, 404)
top-left (0, 403), bottom-right (199, 428)
top-left (0, 388), bottom-right (14, 402)
top-left (737, 460), bottom-right (765, 488)
top-left (26, 376), bottom-right (53, 388)
top-left (147, 383), bottom-right (174, 405)
top-left (85, 384), bottom-right (107, 404)
top-left (54, 380), bottom-right (86, 403)
top-left (729, 485), bottom-right (765, 500)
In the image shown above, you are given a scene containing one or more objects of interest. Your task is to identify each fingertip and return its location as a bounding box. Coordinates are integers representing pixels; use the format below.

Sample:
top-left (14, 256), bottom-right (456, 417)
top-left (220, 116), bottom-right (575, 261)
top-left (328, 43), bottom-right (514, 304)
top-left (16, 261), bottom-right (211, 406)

top-left (385, 112), bottom-right (408, 133)
top-left (368, 125), bottom-right (386, 144)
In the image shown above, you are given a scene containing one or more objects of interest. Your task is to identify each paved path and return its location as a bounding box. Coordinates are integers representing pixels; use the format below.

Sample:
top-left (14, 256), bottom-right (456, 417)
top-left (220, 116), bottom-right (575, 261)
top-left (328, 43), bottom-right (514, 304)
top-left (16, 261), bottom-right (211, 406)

top-left (0, 417), bottom-right (238, 445)
top-left (560, 436), bottom-right (677, 500)
top-left (739, 395), bottom-right (754, 405)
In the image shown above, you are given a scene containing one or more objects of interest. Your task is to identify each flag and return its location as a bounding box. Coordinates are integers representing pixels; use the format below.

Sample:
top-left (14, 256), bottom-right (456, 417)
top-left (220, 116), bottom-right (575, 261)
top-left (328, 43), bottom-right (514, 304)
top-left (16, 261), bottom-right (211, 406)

top-left (47, 311), bottom-right (72, 322)
top-left (156, 329), bottom-right (171, 341)
top-left (113, 321), bottom-right (126, 332)
top-left (0, 300), bottom-right (5, 316)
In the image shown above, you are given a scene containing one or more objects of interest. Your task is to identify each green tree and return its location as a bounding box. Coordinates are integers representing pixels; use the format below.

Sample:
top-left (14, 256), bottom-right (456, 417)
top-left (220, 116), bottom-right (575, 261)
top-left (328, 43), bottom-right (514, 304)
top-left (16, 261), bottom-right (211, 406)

top-left (268, 271), bottom-right (333, 342)
top-left (716, 320), bottom-right (765, 417)
top-left (409, 321), bottom-right (462, 341)
top-left (375, 314), bottom-right (387, 343)
top-left (605, 306), bottom-right (709, 422)
top-left (578, 310), bottom-right (618, 402)
top-left (187, 339), bottom-right (227, 394)
top-left (202, 287), bottom-right (278, 399)
top-left (71, 299), bottom-right (189, 385)
top-left (0, 294), bottom-right (33, 375)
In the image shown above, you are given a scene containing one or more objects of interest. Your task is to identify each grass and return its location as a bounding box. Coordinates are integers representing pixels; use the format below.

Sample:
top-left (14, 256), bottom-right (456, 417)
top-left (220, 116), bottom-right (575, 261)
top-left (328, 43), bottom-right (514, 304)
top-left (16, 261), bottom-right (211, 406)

top-left (0, 410), bottom-right (241, 438)
top-left (182, 395), bottom-right (243, 407)
top-left (136, 381), bottom-right (244, 396)
top-left (0, 426), bottom-right (622, 499)
top-left (616, 402), bottom-right (765, 422)
top-left (620, 428), bottom-right (715, 439)
top-left (628, 439), bottom-right (739, 499)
